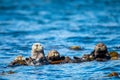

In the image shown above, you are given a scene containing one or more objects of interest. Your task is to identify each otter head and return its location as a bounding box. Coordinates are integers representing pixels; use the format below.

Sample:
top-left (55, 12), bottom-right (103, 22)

top-left (31, 43), bottom-right (44, 59)
top-left (15, 55), bottom-right (24, 61)
top-left (94, 43), bottom-right (108, 56)
top-left (95, 43), bottom-right (107, 52)
top-left (47, 50), bottom-right (60, 61)
top-left (32, 43), bottom-right (43, 52)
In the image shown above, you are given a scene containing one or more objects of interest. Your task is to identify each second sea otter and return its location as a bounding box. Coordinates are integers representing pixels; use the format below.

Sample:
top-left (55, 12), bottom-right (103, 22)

top-left (91, 43), bottom-right (111, 61)
top-left (26, 43), bottom-right (48, 65)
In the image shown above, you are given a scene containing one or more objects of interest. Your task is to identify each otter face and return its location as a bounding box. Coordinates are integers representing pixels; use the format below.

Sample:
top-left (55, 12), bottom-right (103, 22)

top-left (32, 43), bottom-right (43, 52)
top-left (31, 43), bottom-right (44, 59)
top-left (47, 50), bottom-right (60, 60)
top-left (95, 43), bottom-right (107, 52)
top-left (94, 43), bottom-right (107, 56)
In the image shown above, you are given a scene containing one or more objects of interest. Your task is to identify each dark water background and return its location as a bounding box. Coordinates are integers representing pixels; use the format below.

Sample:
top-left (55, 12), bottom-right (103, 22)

top-left (0, 0), bottom-right (120, 80)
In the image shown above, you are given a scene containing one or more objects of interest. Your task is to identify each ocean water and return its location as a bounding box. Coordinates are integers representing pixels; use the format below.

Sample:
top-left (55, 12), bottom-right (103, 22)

top-left (0, 0), bottom-right (120, 80)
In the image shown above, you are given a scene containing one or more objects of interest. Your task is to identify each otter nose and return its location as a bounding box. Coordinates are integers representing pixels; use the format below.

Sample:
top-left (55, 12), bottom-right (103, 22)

top-left (98, 47), bottom-right (101, 50)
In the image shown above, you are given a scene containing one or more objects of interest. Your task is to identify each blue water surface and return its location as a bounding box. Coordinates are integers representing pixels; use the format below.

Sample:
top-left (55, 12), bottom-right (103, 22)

top-left (0, 0), bottom-right (120, 80)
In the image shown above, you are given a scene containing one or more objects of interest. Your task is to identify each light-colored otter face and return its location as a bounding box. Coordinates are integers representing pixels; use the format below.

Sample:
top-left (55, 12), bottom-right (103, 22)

top-left (47, 50), bottom-right (60, 59)
top-left (32, 43), bottom-right (43, 52)
top-left (31, 43), bottom-right (44, 59)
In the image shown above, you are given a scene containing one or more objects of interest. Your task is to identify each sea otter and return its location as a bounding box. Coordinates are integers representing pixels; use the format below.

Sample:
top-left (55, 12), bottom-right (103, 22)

top-left (30, 43), bottom-right (48, 65)
top-left (8, 55), bottom-right (27, 66)
top-left (91, 43), bottom-right (111, 61)
top-left (47, 50), bottom-right (61, 61)
top-left (9, 43), bottom-right (48, 66)
top-left (31, 43), bottom-right (45, 60)
top-left (47, 50), bottom-right (72, 64)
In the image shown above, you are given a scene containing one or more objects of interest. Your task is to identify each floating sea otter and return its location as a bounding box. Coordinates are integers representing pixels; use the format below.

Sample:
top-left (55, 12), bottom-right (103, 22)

top-left (73, 43), bottom-right (111, 62)
top-left (47, 50), bottom-right (61, 61)
top-left (8, 55), bottom-right (27, 66)
top-left (31, 43), bottom-right (45, 60)
top-left (26, 43), bottom-right (48, 65)
top-left (90, 43), bottom-right (111, 61)
top-left (9, 43), bottom-right (48, 66)
top-left (47, 50), bottom-right (72, 64)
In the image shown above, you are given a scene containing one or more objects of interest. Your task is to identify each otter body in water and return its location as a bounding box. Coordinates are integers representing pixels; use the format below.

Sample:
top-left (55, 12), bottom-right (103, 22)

top-left (91, 43), bottom-right (111, 61)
